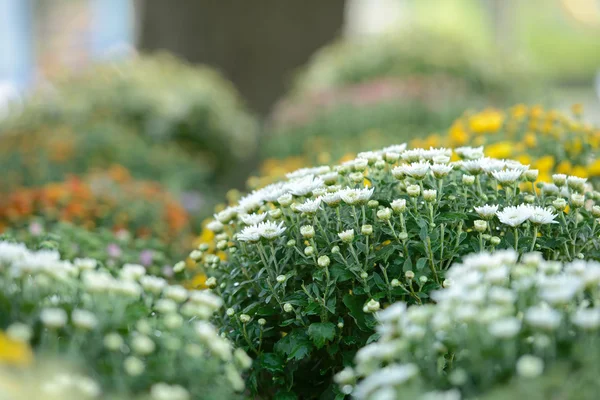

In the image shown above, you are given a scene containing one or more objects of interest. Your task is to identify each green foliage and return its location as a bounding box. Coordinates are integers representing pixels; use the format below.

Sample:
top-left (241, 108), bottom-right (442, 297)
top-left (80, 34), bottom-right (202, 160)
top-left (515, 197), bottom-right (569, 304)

top-left (193, 144), bottom-right (600, 398)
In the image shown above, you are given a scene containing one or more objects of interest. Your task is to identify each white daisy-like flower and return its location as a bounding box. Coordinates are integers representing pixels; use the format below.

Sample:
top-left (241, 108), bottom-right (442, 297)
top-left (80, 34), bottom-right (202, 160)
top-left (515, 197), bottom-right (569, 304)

top-left (295, 198), bottom-right (322, 214)
top-left (455, 146), bottom-right (484, 160)
top-left (321, 191), bottom-right (341, 206)
top-left (381, 144), bottom-right (407, 154)
top-left (524, 305), bottom-right (562, 330)
top-left (237, 192), bottom-right (264, 213)
top-left (474, 204), bottom-right (499, 219)
top-left (461, 159), bottom-right (484, 175)
top-left (206, 220), bottom-right (224, 233)
top-left (237, 225), bottom-right (262, 242)
top-left (239, 213), bottom-right (267, 225)
top-left (567, 175), bottom-right (587, 191)
top-left (399, 161), bottom-right (430, 179)
top-left (420, 147), bottom-right (452, 161)
top-left (504, 160), bottom-right (529, 172)
top-left (287, 175), bottom-right (324, 197)
top-left (356, 151), bottom-right (381, 164)
top-left (491, 168), bottom-right (523, 185)
top-left (496, 204), bottom-right (532, 227)
top-left (541, 183), bottom-right (559, 195)
top-left (257, 221), bottom-right (286, 240)
top-left (528, 206), bottom-right (558, 225)
top-left (400, 149), bottom-right (424, 162)
top-left (286, 166), bottom-right (330, 180)
top-left (256, 182), bottom-right (290, 202)
top-left (214, 207), bottom-right (238, 224)
top-left (480, 157), bottom-right (506, 173)
top-left (430, 163), bottom-right (453, 178)
top-left (339, 187), bottom-right (374, 205)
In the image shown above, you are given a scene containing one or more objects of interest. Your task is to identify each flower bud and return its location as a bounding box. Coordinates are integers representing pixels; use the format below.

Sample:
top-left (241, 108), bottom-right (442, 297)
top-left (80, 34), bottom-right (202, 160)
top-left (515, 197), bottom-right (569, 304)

top-left (269, 208), bottom-right (283, 219)
top-left (103, 333), bottom-right (123, 351)
top-left (365, 299), bottom-right (380, 313)
top-left (552, 198), bottom-right (567, 211)
top-left (349, 172), bottom-right (364, 184)
top-left (198, 243), bottom-right (210, 251)
top-left (124, 356), bottom-right (145, 376)
top-left (592, 205), bottom-right (600, 218)
top-left (524, 195), bottom-right (535, 204)
top-left (398, 232), bottom-right (408, 241)
top-left (276, 275), bottom-right (286, 283)
top-left (337, 322), bottom-right (344, 329)
top-left (173, 261), bottom-right (186, 273)
top-left (407, 185), bottom-right (421, 197)
top-left (226, 308), bottom-right (235, 316)
top-left (286, 239), bottom-right (296, 247)
top-left (552, 174), bottom-right (567, 187)
top-left (304, 246), bottom-right (315, 256)
top-left (571, 193), bottom-right (585, 208)
top-left (524, 169), bottom-right (539, 182)
top-left (360, 271), bottom-right (368, 279)
top-left (490, 236), bottom-right (501, 246)
top-left (216, 240), bottom-right (228, 250)
top-left (391, 279), bottom-right (400, 287)
top-left (377, 208), bottom-right (392, 221)
top-left (278, 194), bottom-right (293, 207)
top-left (338, 229), bottom-right (355, 243)
top-left (423, 189), bottom-right (437, 202)
top-left (474, 220), bottom-right (488, 233)
top-left (384, 152), bottom-right (400, 163)
top-left (361, 224), bottom-right (373, 236)
top-left (462, 175), bottom-right (475, 185)
top-left (419, 276), bottom-right (428, 284)
top-left (283, 303), bottom-right (293, 313)
top-left (318, 255), bottom-right (330, 268)
top-left (331, 246), bottom-right (340, 254)
top-left (367, 200), bottom-right (379, 209)
top-left (405, 271), bottom-right (415, 280)
top-left (190, 250), bottom-right (203, 261)
top-left (239, 314), bottom-right (251, 323)
top-left (300, 225), bottom-right (315, 239)
top-left (205, 277), bottom-right (217, 288)
top-left (258, 318), bottom-right (266, 326)
top-left (391, 199), bottom-right (406, 213)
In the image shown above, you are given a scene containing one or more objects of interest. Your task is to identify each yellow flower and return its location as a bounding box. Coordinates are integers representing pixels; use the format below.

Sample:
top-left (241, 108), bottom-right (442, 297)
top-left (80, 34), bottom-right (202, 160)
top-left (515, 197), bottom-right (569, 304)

top-left (588, 159), bottom-right (600, 177)
top-left (556, 160), bottom-right (573, 175)
top-left (523, 132), bottom-right (537, 148)
top-left (571, 103), bottom-right (584, 116)
top-left (516, 154), bottom-right (532, 166)
top-left (468, 110), bottom-right (504, 134)
top-left (533, 155), bottom-right (555, 173)
top-left (485, 142), bottom-right (513, 159)
top-left (510, 104), bottom-right (528, 119)
top-left (449, 122), bottom-right (469, 146)
top-left (571, 165), bottom-right (588, 178)
top-left (0, 332), bottom-right (33, 366)
top-left (185, 273), bottom-right (207, 290)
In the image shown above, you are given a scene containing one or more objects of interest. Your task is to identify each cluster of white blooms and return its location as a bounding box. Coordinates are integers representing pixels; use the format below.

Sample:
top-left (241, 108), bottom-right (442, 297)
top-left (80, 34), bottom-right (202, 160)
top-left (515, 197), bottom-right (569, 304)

top-left (342, 250), bottom-right (600, 399)
top-left (0, 241), bottom-right (250, 398)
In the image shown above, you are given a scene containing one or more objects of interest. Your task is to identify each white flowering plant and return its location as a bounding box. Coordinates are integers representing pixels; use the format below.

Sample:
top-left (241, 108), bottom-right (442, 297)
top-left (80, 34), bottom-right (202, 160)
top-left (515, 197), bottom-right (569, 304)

top-left (194, 144), bottom-right (600, 398)
top-left (342, 250), bottom-right (600, 399)
top-left (0, 241), bottom-right (250, 399)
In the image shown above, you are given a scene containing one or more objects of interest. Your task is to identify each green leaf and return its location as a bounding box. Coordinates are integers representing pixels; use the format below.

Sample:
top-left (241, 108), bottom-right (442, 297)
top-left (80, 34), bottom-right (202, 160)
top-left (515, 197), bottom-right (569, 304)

top-left (258, 352), bottom-right (284, 373)
top-left (275, 330), bottom-right (313, 362)
top-left (343, 293), bottom-right (369, 331)
top-left (330, 264), bottom-right (354, 282)
top-left (308, 322), bottom-right (336, 349)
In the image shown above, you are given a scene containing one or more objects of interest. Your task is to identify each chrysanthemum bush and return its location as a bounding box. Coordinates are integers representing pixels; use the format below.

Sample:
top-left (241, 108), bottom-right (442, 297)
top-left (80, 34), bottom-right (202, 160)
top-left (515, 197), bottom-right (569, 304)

top-left (341, 250), bottom-right (600, 399)
top-left (0, 241), bottom-right (250, 399)
top-left (412, 104), bottom-right (600, 184)
top-left (191, 144), bottom-right (600, 398)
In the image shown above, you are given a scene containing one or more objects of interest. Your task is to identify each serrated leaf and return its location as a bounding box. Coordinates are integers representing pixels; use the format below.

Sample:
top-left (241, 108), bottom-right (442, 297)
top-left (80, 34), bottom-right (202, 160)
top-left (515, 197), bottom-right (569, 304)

top-left (308, 322), bottom-right (336, 349)
top-left (275, 330), bottom-right (313, 362)
top-left (343, 293), bottom-right (369, 331)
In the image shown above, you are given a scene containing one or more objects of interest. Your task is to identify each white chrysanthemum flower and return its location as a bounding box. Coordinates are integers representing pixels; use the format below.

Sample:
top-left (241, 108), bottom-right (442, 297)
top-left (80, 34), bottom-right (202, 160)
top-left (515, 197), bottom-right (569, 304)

top-left (296, 198), bottom-right (322, 214)
top-left (286, 166), bottom-right (330, 180)
top-left (541, 183), bottom-right (559, 195)
top-left (488, 317), bottom-right (521, 338)
top-left (72, 309), bottom-right (98, 330)
top-left (257, 221), bottom-right (286, 240)
top-left (455, 146), bottom-right (484, 160)
top-left (524, 305), bottom-right (562, 330)
top-left (420, 147), bottom-right (452, 161)
top-left (400, 148), bottom-right (424, 162)
top-left (504, 160), bottom-right (529, 172)
top-left (430, 163), bottom-right (453, 178)
top-left (480, 157), bottom-right (506, 173)
top-left (73, 258), bottom-right (97, 271)
top-left (491, 168), bottom-right (523, 185)
top-left (206, 220), bottom-right (224, 233)
top-left (237, 225), bottom-right (262, 242)
top-left (528, 206), bottom-right (558, 225)
top-left (339, 187), bottom-right (374, 205)
top-left (237, 192), bottom-right (264, 213)
top-left (321, 191), bottom-right (341, 206)
top-left (496, 205), bottom-right (532, 227)
top-left (401, 161), bottom-right (430, 179)
top-left (214, 207), bottom-right (238, 224)
top-left (353, 364), bottom-right (419, 400)
top-left (567, 175), bottom-right (587, 191)
top-left (571, 308), bottom-right (600, 330)
top-left (239, 212), bottom-right (267, 225)
top-left (381, 144), bottom-right (407, 154)
top-left (288, 175), bottom-right (325, 197)
top-left (461, 159), bottom-right (484, 175)
top-left (474, 204), bottom-right (499, 219)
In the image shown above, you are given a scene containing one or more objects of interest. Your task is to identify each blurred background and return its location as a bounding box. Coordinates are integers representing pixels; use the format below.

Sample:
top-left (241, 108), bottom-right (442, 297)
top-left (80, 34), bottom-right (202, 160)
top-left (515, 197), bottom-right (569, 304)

top-left (0, 0), bottom-right (599, 270)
